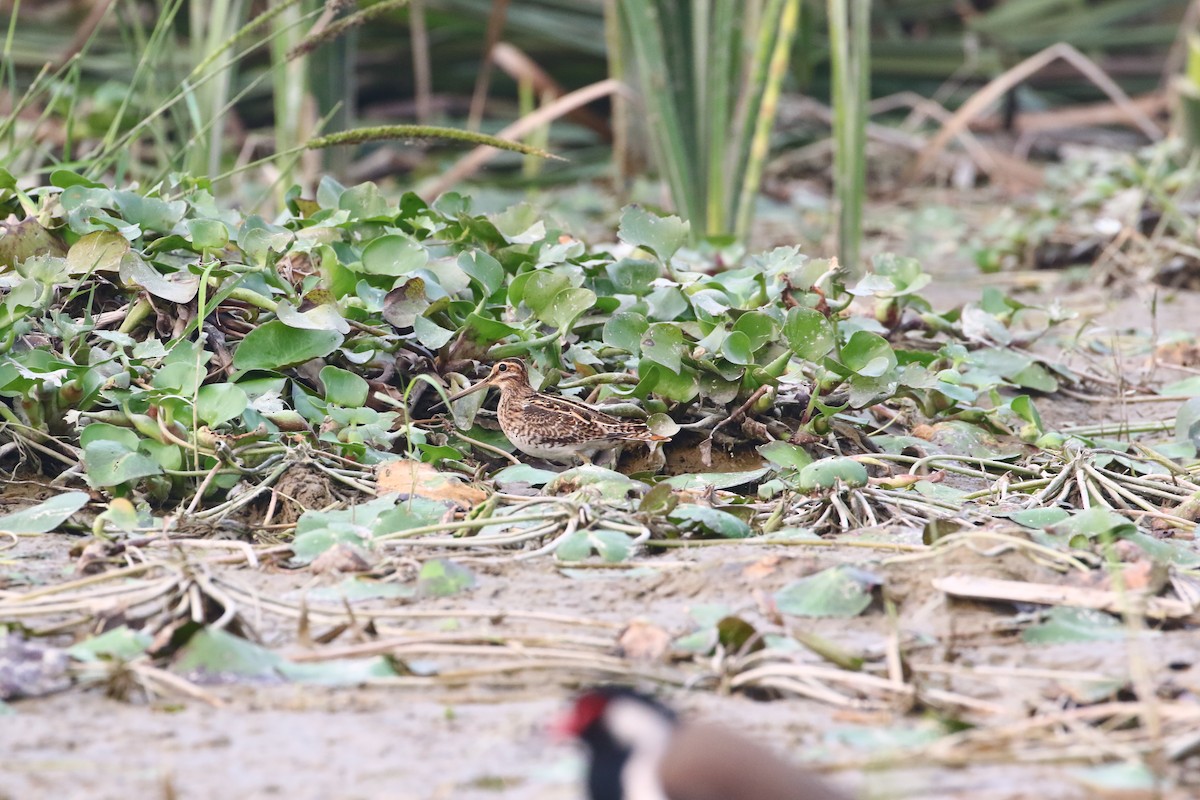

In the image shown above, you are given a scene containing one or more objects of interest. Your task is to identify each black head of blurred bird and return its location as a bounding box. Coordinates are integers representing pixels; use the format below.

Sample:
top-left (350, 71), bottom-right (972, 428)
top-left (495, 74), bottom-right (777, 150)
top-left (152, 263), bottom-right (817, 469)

top-left (556, 686), bottom-right (854, 800)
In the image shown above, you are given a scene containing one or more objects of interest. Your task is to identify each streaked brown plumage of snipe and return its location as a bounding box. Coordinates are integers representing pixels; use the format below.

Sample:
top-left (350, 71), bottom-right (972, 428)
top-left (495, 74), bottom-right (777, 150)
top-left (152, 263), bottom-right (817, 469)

top-left (448, 359), bottom-right (669, 464)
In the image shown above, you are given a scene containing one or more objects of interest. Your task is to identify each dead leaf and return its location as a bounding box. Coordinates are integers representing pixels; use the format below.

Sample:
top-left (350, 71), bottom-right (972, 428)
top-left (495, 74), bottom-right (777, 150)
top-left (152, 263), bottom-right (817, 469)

top-left (743, 555), bottom-right (782, 580)
top-left (376, 459), bottom-right (487, 507)
top-left (310, 542), bottom-right (374, 575)
top-left (616, 619), bottom-right (671, 662)
top-left (911, 424), bottom-right (935, 441)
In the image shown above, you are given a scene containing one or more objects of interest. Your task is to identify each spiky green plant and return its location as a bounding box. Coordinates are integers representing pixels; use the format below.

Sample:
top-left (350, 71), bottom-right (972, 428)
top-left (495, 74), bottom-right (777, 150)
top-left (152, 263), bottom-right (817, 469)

top-left (613, 0), bottom-right (802, 243)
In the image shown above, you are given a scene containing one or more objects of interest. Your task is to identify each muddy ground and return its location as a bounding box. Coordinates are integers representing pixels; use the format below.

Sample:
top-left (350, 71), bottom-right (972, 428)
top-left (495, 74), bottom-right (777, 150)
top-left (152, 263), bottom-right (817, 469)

top-left (3, 191), bottom-right (1200, 800)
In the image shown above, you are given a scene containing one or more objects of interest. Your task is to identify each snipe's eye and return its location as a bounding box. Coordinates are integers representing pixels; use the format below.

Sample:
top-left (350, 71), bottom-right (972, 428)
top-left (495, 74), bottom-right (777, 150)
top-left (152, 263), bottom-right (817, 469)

top-left (497, 363), bottom-right (509, 372)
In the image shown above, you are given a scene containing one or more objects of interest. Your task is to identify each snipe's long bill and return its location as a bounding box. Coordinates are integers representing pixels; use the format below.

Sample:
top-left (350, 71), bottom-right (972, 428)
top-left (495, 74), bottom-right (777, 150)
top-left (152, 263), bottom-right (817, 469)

top-left (448, 359), bottom-right (669, 464)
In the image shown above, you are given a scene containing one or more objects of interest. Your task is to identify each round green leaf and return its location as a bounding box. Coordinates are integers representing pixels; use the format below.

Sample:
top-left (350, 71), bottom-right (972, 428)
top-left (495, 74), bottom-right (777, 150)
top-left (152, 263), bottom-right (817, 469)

top-left (720, 330), bottom-right (754, 365)
top-left (414, 315), bottom-right (455, 349)
top-left (320, 365), bottom-right (369, 407)
top-left (618, 205), bottom-right (689, 262)
top-left (797, 457), bottom-right (869, 490)
top-left (67, 230), bottom-right (128, 274)
top-left (607, 258), bottom-right (661, 295)
top-left (841, 331), bottom-right (897, 378)
top-left (603, 311), bottom-right (649, 354)
top-left (458, 250), bottom-right (504, 297)
top-left (732, 311), bottom-right (778, 351)
top-left (640, 322), bottom-right (685, 374)
top-left (417, 559), bottom-right (476, 597)
top-left (360, 234), bottom-right (428, 276)
top-left (83, 440), bottom-right (163, 487)
top-left (757, 441), bottom-right (813, 470)
top-left (784, 307), bottom-right (835, 361)
top-left (668, 504), bottom-right (750, 538)
top-left (187, 218), bottom-right (229, 250)
top-left (197, 383), bottom-right (249, 426)
top-left (233, 319), bottom-right (344, 372)
top-left (523, 271), bottom-right (571, 315)
top-left (542, 287), bottom-right (596, 329)
top-left (775, 566), bottom-right (877, 617)
top-left (1021, 607), bottom-right (1125, 644)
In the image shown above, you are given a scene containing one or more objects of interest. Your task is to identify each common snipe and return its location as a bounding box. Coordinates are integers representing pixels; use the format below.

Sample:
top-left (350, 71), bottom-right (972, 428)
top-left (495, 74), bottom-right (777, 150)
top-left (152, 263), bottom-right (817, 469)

top-left (447, 359), bottom-right (669, 464)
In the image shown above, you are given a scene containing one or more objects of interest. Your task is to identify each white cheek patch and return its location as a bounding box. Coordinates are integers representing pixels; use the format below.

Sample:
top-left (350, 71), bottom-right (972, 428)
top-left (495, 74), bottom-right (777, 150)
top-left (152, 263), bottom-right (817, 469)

top-left (606, 699), bottom-right (676, 800)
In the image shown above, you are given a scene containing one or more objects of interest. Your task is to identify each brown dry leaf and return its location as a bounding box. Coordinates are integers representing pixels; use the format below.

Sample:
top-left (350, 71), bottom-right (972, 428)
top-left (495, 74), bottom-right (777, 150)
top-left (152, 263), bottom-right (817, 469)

top-left (376, 459), bottom-right (486, 507)
top-left (310, 542), bottom-right (374, 575)
top-left (616, 619), bottom-right (671, 662)
top-left (911, 424), bottom-right (935, 441)
top-left (742, 555), bottom-right (782, 580)
top-left (1121, 560), bottom-right (1154, 592)
top-left (1155, 340), bottom-right (1200, 367)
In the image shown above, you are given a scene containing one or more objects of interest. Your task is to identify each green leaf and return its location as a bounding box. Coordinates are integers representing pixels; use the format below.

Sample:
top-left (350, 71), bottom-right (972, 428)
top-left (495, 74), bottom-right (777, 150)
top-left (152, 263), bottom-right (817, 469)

top-left (785, 307), bottom-right (835, 360)
top-left (414, 315), bottom-right (455, 349)
top-left (1006, 508), bottom-right (1070, 529)
top-left (458, 250), bottom-right (504, 296)
top-left (48, 169), bottom-right (102, 189)
top-left (79, 422), bottom-right (140, 451)
top-left (275, 301), bottom-right (351, 334)
top-left (1068, 763), bottom-right (1157, 794)
top-left (669, 504), bottom-right (751, 538)
top-left (1022, 607), bottom-right (1126, 644)
top-left (541, 287), bottom-right (596, 330)
top-left (67, 230), bottom-right (128, 274)
top-left (640, 322), bottom-right (685, 374)
top-left (636, 361), bottom-right (699, 402)
top-left (338, 182), bottom-right (390, 218)
top-left (796, 457), bottom-right (869, 491)
top-left (464, 312), bottom-right (520, 344)
top-left (68, 626), bottom-right (152, 663)
top-left (1163, 376), bottom-right (1200, 396)
top-left (757, 441), bottom-right (813, 470)
top-left (639, 481), bottom-right (677, 514)
top-left (83, 440), bottom-right (163, 487)
top-left (618, 205), bottom-right (689, 262)
top-left (307, 578), bottom-right (414, 603)
top-left (1047, 507), bottom-right (1137, 541)
top-left (775, 566), bottom-right (877, 617)
top-left (112, 191), bottom-right (186, 232)
top-left (840, 331), bottom-right (897, 378)
top-left (233, 320), bottom-right (343, 372)
top-left (493, 463), bottom-right (557, 487)
top-left (291, 523), bottom-right (371, 564)
top-left (603, 311), bottom-right (649, 354)
top-left (717, 616), bottom-right (764, 654)
top-left (197, 382), bottom-right (249, 426)
top-left (119, 254), bottom-right (200, 303)
top-left (376, 497), bottom-right (454, 534)
top-left (0, 492), bottom-right (90, 534)
top-left (555, 528), bottom-right (635, 562)
top-left (360, 233), bottom-right (428, 276)
top-left (320, 365), bottom-right (369, 408)
top-left (720, 330), bottom-right (754, 365)
top-left (1009, 362), bottom-right (1058, 393)
top-left (417, 559), bottom-right (475, 597)
top-left (187, 218), bottom-right (229, 250)
top-left (732, 311), bottom-right (778, 351)
top-left (555, 529), bottom-right (593, 561)
top-left (523, 271), bottom-right (571, 315)
top-left (662, 469), bottom-right (770, 490)
top-left (607, 258), bottom-right (660, 295)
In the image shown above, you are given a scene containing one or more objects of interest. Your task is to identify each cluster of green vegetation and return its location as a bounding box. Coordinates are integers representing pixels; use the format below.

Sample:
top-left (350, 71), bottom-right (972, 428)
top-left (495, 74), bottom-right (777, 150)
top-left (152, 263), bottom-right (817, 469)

top-left (0, 164), bottom-right (1068, 494)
